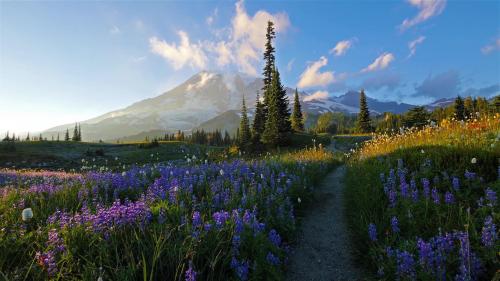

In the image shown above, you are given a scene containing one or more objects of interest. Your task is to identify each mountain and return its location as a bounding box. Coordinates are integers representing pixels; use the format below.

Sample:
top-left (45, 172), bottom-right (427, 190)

top-left (425, 98), bottom-right (455, 109)
top-left (44, 71), bottom-right (425, 141)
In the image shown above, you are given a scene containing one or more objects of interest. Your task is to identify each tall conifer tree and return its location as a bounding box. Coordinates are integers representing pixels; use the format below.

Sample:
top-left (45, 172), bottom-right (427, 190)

top-left (238, 96), bottom-right (251, 149)
top-left (291, 88), bottom-right (304, 132)
top-left (262, 21), bottom-right (276, 111)
top-left (357, 89), bottom-right (372, 133)
top-left (252, 92), bottom-right (266, 144)
top-left (454, 96), bottom-right (465, 120)
top-left (65, 129), bottom-right (70, 141)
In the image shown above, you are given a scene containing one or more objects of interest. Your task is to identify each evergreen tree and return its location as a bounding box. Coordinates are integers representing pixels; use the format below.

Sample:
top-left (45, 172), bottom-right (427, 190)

top-left (464, 96), bottom-right (474, 118)
top-left (252, 92), bottom-right (266, 144)
top-left (492, 95), bottom-right (500, 114)
top-left (224, 131), bottom-right (231, 146)
top-left (78, 123), bottom-right (82, 141)
top-left (262, 69), bottom-right (285, 146)
top-left (72, 123), bottom-right (78, 141)
top-left (26, 132), bottom-right (30, 141)
top-left (291, 88), bottom-right (304, 132)
top-left (57, 133), bottom-right (60, 141)
top-left (403, 107), bottom-right (430, 128)
top-left (454, 96), bottom-right (465, 120)
top-left (3, 131), bottom-right (9, 142)
top-left (356, 89), bottom-right (372, 133)
top-left (274, 69), bottom-right (291, 138)
top-left (238, 96), bottom-right (251, 149)
top-left (262, 21), bottom-right (276, 107)
top-left (39, 133), bottom-right (42, 141)
top-left (65, 129), bottom-right (70, 141)
top-left (12, 133), bottom-right (16, 142)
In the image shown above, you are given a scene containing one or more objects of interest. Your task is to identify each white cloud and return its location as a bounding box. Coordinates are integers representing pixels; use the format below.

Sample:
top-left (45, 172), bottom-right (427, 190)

top-left (361, 53), bottom-right (395, 73)
top-left (297, 56), bottom-right (336, 88)
top-left (109, 25), bottom-right (120, 35)
top-left (330, 39), bottom-right (355, 56)
top-left (303, 90), bottom-right (329, 102)
top-left (149, 0), bottom-right (290, 75)
top-left (400, 0), bottom-right (446, 31)
top-left (287, 58), bottom-right (295, 72)
top-left (481, 38), bottom-right (500, 54)
top-left (149, 31), bottom-right (207, 70)
top-left (408, 36), bottom-right (426, 58)
top-left (229, 0), bottom-right (290, 75)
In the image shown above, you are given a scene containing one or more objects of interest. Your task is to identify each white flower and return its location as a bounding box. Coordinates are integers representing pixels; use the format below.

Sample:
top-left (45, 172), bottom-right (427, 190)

top-left (97, 277), bottom-right (103, 281)
top-left (421, 149), bottom-right (425, 154)
top-left (187, 158), bottom-right (191, 163)
top-left (297, 197), bottom-right (302, 204)
top-left (220, 169), bottom-right (225, 176)
top-left (22, 208), bottom-right (33, 221)
top-left (122, 172), bottom-right (127, 176)
top-left (192, 155), bottom-right (197, 160)
top-left (471, 158), bottom-right (477, 164)
top-left (205, 160), bottom-right (208, 164)
top-left (115, 157), bottom-right (119, 161)
top-left (186, 170), bottom-right (190, 175)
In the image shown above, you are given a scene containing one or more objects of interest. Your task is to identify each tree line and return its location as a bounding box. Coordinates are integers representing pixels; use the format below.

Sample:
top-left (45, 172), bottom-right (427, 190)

top-left (2, 123), bottom-right (83, 142)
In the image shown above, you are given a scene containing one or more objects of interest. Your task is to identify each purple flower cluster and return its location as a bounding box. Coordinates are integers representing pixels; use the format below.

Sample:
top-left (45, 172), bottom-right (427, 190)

top-left (481, 216), bottom-right (497, 247)
top-left (368, 223), bottom-right (377, 241)
top-left (35, 229), bottom-right (66, 276)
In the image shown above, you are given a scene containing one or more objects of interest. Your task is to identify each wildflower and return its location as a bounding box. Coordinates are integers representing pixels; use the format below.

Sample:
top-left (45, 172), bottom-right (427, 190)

top-left (192, 211), bottom-right (202, 228)
top-left (213, 211), bottom-right (230, 229)
top-left (268, 229), bottom-right (281, 247)
top-left (220, 169), bottom-right (224, 176)
top-left (421, 178), bottom-right (430, 199)
top-left (452, 177), bottom-right (460, 191)
top-left (420, 149), bottom-right (425, 154)
top-left (388, 189), bottom-right (397, 208)
top-left (391, 216), bottom-right (400, 233)
top-left (485, 188), bottom-right (497, 207)
top-left (297, 197), bottom-right (301, 204)
top-left (464, 170), bottom-right (476, 180)
top-left (22, 208), bottom-right (33, 221)
top-left (444, 192), bottom-right (455, 204)
top-left (471, 157), bottom-right (477, 164)
top-left (431, 188), bottom-right (440, 204)
top-left (368, 223), bottom-right (377, 241)
top-left (396, 250), bottom-right (415, 279)
top-left (481, 216), bottom-right (497, 247)
top-left (266, 252), bottom-right (280, 266)
top-left (185, 261), bottom-right (197, 281)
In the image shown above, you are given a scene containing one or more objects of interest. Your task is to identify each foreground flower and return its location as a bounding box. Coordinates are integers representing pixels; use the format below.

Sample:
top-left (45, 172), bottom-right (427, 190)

top-left (368, 223), bottom-right (377, 241)
top-left (481, 216), bottom-right (497, 247)
top-left (22, 208), bottom-right (33, 221)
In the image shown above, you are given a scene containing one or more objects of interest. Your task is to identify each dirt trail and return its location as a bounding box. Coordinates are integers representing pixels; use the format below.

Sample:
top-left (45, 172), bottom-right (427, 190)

top-left (286, 142), bottom-right (365, 281)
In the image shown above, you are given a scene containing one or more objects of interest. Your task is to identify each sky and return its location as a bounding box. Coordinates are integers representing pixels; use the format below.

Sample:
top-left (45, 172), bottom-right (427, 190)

top-left (1, 0), bottom-right (499, 134)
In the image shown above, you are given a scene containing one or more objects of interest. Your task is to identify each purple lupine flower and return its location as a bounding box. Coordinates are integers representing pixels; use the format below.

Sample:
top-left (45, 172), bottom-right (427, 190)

top-left (213, 211), bottom-right (230, 229)
top-left (416, 238), bottom-right (433, 267)
top-left (400, 181), bottom-right (409, 198)
top-left (431, 188), bottom-right (440, 204)
top-left (192, 211), bottom-right (202, 228)
top-left (268, 229), bottom-right (281, 247)
top-left (391, 216), bottom-right (400, 233)
top-left (481, 216), bottom-right (497, 247)
top-left (455, 231), bottom-right (471, 281)
top-left (185, 261), bottom-right (197, 281)
top-left (485, 188), bottom-right (497, 207)
top-left (388, 189), bottom-right (397, 208)
top-left (266, 252), bottom-right (280, 266)
top-left (452, 177), bottom-right (460, 191)
top-left (422, 178), bottom-right (430, 199)
top-left (230, 257), bottom-right (249, 281)
top-left (368, 223), bottom-right (377, 241)
top-left (396, 250), bottom-right (415, 280)
top-left (444, 192), bottom-right (455, 204)
top-left (409, 188), bottom-right (417, 203)
top-left (464, 170), bottom-right (476, 180)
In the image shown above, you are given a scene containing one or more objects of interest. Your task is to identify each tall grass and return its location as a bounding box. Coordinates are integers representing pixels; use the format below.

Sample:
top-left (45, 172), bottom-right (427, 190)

top-left (345, 116), bottom-right (499, 280)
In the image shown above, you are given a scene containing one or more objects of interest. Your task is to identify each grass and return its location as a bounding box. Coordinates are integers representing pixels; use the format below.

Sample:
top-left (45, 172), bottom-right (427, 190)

top-left (0, 146), bottom-right (339, 281)
top-left (344, 115), bottom-right (499, 280)
top-left (0, 141), bottom-right (224, 170)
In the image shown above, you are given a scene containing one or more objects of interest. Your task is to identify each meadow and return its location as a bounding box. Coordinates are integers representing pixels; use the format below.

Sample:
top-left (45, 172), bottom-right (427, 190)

top-left (0, 143), bottom-right (340, 280)
top-left (345, 115), bottom-right (499, 280)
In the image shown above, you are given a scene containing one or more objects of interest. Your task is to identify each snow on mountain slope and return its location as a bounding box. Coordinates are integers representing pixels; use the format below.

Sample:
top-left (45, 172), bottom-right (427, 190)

top-left (44, 71), bottom-right (424, 141)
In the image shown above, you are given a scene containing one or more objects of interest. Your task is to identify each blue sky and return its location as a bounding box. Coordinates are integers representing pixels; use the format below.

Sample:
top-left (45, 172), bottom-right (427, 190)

top-left (1, 0), bottom-right (499, 133)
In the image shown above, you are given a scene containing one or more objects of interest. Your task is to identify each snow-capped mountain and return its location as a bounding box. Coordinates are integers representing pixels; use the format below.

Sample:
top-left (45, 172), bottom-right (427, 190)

top-left (44, 71), bottom-right (422, 141)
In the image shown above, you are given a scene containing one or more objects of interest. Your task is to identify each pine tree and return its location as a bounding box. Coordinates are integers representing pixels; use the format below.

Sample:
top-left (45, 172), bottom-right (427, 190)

top-left (262, 21), bottom-right (276, 112)
top-left (57, 133), bottom-right (60, 141)
top-left (65, 129), bottom-right (70, 141)
top-left (39, 133), bottom-right (42, 141)
top-left (238, 96), bottom-right (251, 149)
top-left (454, 96), bottom-right (465, 120)
top-left (252, 92), bottom-right (266, 144)
top-left (262, 69), bottom-right (282, 147)
top-left (291, 88), bottom-right (304, 132)
top-left (72, 123), bottom-right (78, 141)
top-left (26, 132), bottom-right (30, 141)
top-left (78, 123), bottom-right (82, 141)
top-left (356, 89), bottom-right (372, 133)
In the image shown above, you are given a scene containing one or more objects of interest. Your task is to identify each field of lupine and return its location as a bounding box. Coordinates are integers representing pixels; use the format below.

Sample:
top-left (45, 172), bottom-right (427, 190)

top-left (0, 147), bottom-right (338, 280)
top-left (345, 115), bottom-right (500, 280)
